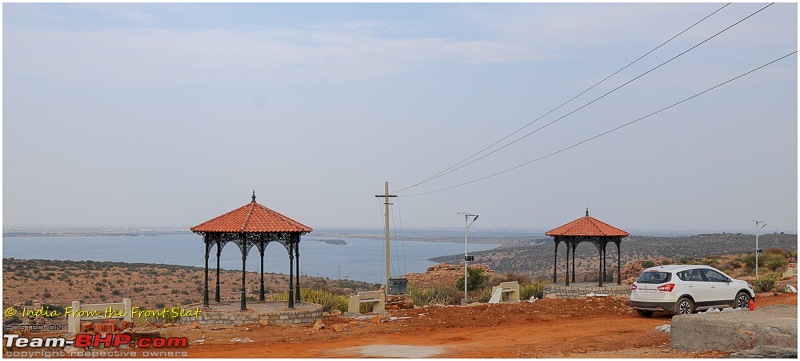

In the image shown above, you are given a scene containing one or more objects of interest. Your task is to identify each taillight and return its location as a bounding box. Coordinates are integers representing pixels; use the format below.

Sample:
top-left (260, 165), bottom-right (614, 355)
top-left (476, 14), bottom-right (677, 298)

top-left (630, 284), bottom-right (637, 290)
top-left (657, 283), bottom-right (675, 292)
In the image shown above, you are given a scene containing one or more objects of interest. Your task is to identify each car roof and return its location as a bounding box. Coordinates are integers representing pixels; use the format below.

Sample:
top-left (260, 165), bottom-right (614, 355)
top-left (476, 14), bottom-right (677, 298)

top-left (642, 264), bottom-right (715, 273)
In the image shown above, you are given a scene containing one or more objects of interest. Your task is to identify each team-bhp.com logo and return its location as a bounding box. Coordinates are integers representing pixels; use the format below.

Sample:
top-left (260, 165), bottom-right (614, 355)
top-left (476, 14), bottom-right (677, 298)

top-left (4, 333), bottom-right (190, 358)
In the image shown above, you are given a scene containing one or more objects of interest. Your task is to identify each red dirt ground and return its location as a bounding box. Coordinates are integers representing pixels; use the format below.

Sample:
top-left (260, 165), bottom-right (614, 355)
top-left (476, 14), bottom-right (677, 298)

top-left (157, 292), bottom-right (796, 358)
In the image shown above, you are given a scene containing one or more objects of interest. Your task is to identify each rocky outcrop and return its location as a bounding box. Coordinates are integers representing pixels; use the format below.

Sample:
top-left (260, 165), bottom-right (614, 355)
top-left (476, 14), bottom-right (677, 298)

top-left (404, 263), bottom-right (495, 289)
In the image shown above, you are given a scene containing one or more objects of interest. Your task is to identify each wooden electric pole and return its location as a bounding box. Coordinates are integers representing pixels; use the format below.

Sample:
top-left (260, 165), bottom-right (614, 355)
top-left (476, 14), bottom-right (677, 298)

top-left (375, 181), bottom-right (397, 296)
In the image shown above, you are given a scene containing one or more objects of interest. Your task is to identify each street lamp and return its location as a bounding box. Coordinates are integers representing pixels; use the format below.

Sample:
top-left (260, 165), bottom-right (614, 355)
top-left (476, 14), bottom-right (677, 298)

top-left (458, 212), bottom-right (479, 304)
top-left (754, 220), bottom-right (766, 280)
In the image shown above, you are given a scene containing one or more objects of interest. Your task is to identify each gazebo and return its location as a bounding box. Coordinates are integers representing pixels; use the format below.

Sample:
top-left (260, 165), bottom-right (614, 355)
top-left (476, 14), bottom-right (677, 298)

top-left (546, 209), bottom-right (629, 287)
top-left (191, 192), bottom-right (312, 311)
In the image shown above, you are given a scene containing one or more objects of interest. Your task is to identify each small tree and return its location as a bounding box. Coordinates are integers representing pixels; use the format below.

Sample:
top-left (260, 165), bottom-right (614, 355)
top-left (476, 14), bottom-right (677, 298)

top-left (456, 267), bottom-right (488, 292)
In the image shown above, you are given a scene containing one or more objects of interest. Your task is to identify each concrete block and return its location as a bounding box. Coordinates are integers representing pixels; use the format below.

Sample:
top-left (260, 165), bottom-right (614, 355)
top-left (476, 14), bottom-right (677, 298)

top-left (671, 305), bottom-right (796, 352)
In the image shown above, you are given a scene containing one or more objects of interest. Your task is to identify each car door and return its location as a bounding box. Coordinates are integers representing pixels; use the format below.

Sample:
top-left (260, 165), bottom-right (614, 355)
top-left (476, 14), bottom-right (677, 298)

top-left (700, 268), bottom-right (736, 305)
top-left (677, 269), bottom-right (710, 304)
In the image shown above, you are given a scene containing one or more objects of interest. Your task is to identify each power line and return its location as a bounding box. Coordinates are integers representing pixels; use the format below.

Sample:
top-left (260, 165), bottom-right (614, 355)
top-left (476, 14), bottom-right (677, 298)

top-left (403, 50), bottom-right (796, 197)
top-left (395, 3), bottom-right (733, 194)
top-left (398, 2), bottom-right (772, 194)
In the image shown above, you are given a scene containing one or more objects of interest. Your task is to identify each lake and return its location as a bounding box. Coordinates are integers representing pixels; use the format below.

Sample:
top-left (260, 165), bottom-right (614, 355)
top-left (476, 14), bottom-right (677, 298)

top-left (2, 234), bottom-right (497, 284)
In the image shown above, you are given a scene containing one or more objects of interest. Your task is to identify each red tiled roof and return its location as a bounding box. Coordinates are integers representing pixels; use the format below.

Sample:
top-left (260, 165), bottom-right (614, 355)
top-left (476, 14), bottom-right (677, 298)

top-left (191, 198), bottom-right (312, 234)
top-left (545, 211), bottom-right (629, 237)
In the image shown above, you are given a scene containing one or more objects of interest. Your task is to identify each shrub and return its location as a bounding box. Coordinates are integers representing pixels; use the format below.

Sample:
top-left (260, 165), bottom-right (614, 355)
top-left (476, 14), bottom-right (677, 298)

top-left (408, 284), bottom-right (459, 306)
top-left (766, 247), bottom-right (788, 257)
top-left (754, 274), bottom-right (779, 292)
top-left (272, 288), bottom-right (348, 313)
top-left (474, 288), bottom-right (493, 303)
top-left (641, 260), bottom-right (656, 268)
top-left (767, 257), bottom-right (788, 272)
top-left (520, 281), bottom-right (546, 300)
top-left (455, 267), bottom-right (488, 292)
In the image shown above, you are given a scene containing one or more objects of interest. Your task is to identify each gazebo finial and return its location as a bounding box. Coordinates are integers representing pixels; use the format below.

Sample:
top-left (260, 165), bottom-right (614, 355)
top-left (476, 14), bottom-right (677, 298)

top-left (252, 190), bottom-right (256, 203)
top-left (585, 207), bottom-right (589, 217)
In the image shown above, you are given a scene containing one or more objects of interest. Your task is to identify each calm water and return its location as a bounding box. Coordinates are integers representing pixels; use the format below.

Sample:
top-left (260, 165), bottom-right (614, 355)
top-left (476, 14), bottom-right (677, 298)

top-left (2, 234), bottom-right (496, 284)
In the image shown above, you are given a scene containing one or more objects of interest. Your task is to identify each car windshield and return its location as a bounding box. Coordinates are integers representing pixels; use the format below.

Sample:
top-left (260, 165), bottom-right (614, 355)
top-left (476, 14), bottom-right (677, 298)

top-left (636, 271), bottom-right (672, 284)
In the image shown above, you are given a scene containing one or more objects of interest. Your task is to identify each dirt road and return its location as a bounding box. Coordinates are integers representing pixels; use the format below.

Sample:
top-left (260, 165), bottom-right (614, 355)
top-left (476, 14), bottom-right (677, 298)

top-left (167, 293), bottom-right (796, 358)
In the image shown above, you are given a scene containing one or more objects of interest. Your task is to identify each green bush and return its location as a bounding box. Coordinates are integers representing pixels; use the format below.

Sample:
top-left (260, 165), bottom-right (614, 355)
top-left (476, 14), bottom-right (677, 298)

top-left (740, 253), bottom-right (788, 275)
top-left (456, 267), bottom-right (488, 292)
top-left (641, 260), bottom-right (656, 268)
top-left (519, 281), bottom-right (546, 300)
top-left (408, 284), bottom-right (459, 306)
top-left (754, 274), bottom-right (779, 293)
top-left (272, 288), bottom-right (348, 313)
top-left (474, 288), bottom-right (493, 303)
top-left (767, 257), bottom-right (788, 272)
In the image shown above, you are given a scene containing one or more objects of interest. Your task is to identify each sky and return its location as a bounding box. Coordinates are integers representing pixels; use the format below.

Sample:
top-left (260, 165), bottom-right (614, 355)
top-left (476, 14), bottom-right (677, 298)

top-left (3, 3), bottom-right (797, 235)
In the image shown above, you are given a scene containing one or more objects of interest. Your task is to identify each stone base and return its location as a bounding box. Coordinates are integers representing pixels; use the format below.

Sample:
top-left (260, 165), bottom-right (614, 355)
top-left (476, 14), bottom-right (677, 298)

top-left (180, 301), bottom-right (323, 326)
top-left (671, 305), bottom-right (797, 353)
top-left (543, 282), bottom-right (630, 299)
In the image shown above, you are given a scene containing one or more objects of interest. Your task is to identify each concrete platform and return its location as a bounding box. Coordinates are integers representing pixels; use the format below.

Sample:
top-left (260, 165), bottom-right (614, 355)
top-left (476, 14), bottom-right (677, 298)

top-left (543, 282), bottom-right (630, 299)
top-left (671, 305), bottom-right (797, 353)
top-left (180, 301), bottom-right (323, 326)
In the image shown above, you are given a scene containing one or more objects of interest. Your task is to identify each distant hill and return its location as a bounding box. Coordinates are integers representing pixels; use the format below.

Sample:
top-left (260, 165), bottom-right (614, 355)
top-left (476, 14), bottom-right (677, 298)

top-left (429, 233), bottom-right (797, 279)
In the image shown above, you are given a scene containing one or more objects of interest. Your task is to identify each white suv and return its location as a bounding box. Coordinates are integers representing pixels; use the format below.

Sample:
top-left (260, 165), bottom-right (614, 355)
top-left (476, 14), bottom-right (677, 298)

top-left (630, 264), bottom-right (755, 317)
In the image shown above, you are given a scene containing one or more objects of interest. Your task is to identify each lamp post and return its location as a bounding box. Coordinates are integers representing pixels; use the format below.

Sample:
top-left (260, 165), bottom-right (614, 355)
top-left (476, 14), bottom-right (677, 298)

top-left (458, 212), bottom-right (479, 304)
top-left (754, 220), bottom-right (766, 280)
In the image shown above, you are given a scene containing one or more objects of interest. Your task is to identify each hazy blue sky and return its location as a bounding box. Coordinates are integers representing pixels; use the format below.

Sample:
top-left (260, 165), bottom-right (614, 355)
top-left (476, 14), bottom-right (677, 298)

top-left (4, 3), bottom-right (797, 234)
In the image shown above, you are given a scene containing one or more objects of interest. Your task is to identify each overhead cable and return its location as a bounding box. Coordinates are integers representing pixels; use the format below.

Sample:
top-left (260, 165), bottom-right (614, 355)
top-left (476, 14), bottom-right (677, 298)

top-left (394, 3), bottom-right (769, 194)
top-left (402, 50), bottom-right (796, 197)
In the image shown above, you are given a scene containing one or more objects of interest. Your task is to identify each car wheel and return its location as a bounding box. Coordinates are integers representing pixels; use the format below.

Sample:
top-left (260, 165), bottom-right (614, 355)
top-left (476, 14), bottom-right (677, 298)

top-left (676, 297), bottom-right (694, 315)
top-left (735, 291), bottom-right (751, 309)
top-left (636, 310), bottom-right (654, 317)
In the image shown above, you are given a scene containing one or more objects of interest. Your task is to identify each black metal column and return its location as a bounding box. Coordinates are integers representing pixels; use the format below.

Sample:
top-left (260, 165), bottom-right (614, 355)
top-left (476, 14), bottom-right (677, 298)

top-left (215, 240), bottom-right (222, 303)
top-left (203, 236), bottom-right (210, 308)
top-left (288, 241), bottom-right (295, 309)
top-left (616, 240), bottom-right (622, 285)
top-left (294, 235), bottom-right (300, 303)
top-left (240, 236), bottom-right (248, 312)
top-left (571, 243), bottom-right (576, 283)
top-left (598, 243), bottom-right (604, 287)
top-left (259, 243), bottom-right (266, 302)
top-left (565, 240), bottom-right (571, 286)
top-left (553, 240), bottom-right (559, 283)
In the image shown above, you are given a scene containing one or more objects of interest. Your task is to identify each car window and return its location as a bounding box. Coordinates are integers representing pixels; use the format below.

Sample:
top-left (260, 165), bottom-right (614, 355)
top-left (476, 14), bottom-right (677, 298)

top-left (636, 271), bottom-right (671, 284)
top-left (676, 270), bottom-right (701, 281)
top-left (700, 269), bottom-right (728, 282)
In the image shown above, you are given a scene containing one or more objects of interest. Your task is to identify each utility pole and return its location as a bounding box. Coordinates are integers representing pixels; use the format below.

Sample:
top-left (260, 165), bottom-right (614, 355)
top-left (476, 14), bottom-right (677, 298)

top-left (375, 181), bottom-right (397, 296)
top-left (458, 212), bottom-right (479, 304)
top-left (754, 220), bottom-right (766, 280)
